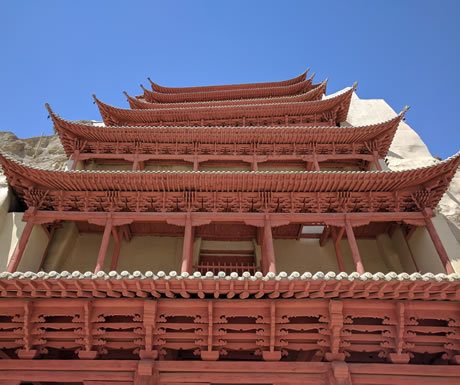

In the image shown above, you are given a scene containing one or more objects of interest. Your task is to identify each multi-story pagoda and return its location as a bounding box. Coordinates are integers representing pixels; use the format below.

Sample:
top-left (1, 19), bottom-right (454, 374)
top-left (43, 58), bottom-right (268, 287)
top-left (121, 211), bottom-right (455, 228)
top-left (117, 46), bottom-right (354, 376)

top-left (0, 70), bottom-right (459, 385)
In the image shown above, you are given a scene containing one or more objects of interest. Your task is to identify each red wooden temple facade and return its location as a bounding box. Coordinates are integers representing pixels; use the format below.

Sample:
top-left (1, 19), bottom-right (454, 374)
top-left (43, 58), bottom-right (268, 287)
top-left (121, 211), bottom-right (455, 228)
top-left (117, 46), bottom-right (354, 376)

top-left (0, 71), bottom-right (459, 384)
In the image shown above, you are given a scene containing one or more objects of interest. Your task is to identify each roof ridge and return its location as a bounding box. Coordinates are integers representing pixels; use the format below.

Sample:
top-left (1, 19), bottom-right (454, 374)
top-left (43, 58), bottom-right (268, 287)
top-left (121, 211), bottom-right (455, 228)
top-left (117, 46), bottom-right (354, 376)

top-left (2, 270), bottom-right (459, 282)
top-left (147, 69), bottom-right (309, 93)
top-left (137, 80), bottom-right (327, 105)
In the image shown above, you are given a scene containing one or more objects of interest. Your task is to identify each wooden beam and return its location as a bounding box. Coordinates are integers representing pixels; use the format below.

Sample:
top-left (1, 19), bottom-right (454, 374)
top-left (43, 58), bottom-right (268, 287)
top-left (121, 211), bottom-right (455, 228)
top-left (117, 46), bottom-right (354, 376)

top-left (262, 218), bottom-right (276, 274)
top-left (332, 227), bottom-right (346, 272)
top-left (94, 218), bottom-right (113, 273)
top-left (373, 150), bottom-right (383, 171)
top-left (30, 210), bottom-right (428, 227)
top-left (319, 225), bottom-right (331, 247)
top-left (109, 227), bottom-right (122, 271)
top-left (345, 219), bottom-right (364, 274)
top-left (7, 215), bottom-right (35, 273)
top-left (37, 225), bottom-right (55, 271)
top-left (180, 215), bottom-right (194, 274)
top-left (70, 150), bottom-right (80, 171)
top-left (312, 152), bottom-right (320, 171)
top-left (424, 216), bottom-right (454, 274)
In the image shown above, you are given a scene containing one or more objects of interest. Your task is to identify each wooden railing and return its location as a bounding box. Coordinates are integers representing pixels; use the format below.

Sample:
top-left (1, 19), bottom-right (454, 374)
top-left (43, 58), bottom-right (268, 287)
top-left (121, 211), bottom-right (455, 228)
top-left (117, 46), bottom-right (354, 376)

top-left (194, 261), bottom-right (258, 275)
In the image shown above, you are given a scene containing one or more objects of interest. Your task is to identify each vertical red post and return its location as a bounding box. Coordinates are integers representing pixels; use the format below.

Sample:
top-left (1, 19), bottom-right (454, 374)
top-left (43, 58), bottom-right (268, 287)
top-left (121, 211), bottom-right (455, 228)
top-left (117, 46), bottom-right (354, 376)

top-left (345, 219), bottom-right (364, 274)
top-left (70, 150), bottom-right (80, 171)
top-left (181, 215), bottom-right (194, 274)
top-left (7, 216), bottom-right (35, 273)
top-left (332, 227), bottom-right (346, 272)
top-left (37, 224), bottom-right (55, 271)
top-left (262, 218), bottom-right (276, 274)
top-left (312, 152), bottom-right (320, 171)
top-left (373, 151), bottom-right (382, 171)
top-left (94, 218), bottom-right (113, 273)
top-left (109, 227), bottom-right (122, 271)
top-left (425, 216), bottom-right (454, 274)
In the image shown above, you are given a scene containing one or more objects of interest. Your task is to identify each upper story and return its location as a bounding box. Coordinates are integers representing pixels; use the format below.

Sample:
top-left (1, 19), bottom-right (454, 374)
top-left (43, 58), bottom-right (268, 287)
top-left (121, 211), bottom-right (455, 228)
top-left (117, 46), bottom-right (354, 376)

top-left (0, 70), bottom-right (459, 281)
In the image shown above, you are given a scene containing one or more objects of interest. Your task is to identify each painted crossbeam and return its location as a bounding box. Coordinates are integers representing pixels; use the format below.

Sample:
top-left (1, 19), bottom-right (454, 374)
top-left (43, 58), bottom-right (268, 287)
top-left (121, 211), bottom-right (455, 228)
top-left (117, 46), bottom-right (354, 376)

top-left (0, 360), bottom-right (459, 385)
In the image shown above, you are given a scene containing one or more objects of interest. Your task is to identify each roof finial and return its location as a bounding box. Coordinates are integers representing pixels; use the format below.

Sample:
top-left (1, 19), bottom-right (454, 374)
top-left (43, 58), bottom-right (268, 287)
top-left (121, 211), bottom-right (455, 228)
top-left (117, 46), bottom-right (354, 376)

top-left (400, 105), bottom-right (410, 119)
top-left (147, 77), bottom-right (154, 85)
top-left (92, 94), bottom-right (98, 105)
top-left (44, 103), bottom-right (53, 115)
top-left (352, 81), bottom-right (358, 91)
top-left (308, 72), bottom-right (316, 81)
top-left (140, 84), bottom-right (148, 92)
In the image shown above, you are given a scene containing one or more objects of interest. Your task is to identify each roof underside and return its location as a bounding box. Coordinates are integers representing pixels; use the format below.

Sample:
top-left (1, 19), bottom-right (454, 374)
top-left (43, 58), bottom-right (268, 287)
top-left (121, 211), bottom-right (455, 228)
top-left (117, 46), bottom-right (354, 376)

top-left (148, 70), bottom-right (308, 94)
top-left (137, 80), bottom-right (326, 107)
top-left (0, 151), bottom-right (458, 213)
top-left (48, 105), bottom-right (403, 158)
top-left (94, 88), bottom-right (354, 126)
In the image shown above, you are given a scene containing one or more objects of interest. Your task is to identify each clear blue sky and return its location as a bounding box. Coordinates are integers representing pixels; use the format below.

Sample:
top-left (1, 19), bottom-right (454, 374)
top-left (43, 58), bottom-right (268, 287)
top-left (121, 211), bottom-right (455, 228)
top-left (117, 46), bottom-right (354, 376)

top-left (1, 0), bottom-right (459, 158)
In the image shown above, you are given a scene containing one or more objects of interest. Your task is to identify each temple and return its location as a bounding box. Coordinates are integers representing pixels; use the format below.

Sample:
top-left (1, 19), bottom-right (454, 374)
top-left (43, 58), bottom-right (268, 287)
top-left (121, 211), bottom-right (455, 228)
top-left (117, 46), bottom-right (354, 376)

top-left (0, 70), bottom-right (459, 385)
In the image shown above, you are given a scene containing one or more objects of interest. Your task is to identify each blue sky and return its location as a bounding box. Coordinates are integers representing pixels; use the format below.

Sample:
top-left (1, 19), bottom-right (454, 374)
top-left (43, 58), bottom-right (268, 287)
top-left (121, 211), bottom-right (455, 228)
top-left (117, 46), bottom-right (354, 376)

top-left (1, 0), bottom-right (459, 158)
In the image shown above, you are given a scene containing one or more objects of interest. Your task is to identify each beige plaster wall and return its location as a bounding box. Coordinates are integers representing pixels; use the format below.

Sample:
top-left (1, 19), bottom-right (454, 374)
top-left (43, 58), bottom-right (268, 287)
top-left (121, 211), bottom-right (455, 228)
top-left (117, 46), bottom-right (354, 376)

top-left (44, 231), bottom-right (183, 272)
top-left (274, 237), bottom-right (392, 273)
top-left (407, 214), bottom-right (460, 273)
top-left (0, 212), bottom-right (48, 272)
top-left (389, 227), bottom-right (417, 272)
top-left (115, 236), bottom-right (183, 272)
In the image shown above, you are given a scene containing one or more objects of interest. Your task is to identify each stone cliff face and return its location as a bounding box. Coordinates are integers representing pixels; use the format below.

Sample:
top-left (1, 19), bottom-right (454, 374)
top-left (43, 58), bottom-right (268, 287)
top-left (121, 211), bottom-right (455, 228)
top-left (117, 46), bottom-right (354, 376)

top-left (0, 94), bottom-right (459, 234)
top-left (347, 94), bottom-right (460, 240)
top-left (0, 131), bottom-right (66, 174)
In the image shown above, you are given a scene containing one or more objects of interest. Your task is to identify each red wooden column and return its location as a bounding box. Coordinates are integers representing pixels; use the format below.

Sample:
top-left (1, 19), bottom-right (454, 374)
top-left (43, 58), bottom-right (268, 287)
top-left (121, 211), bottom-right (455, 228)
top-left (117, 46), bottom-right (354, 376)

top-left (180, 214), bottom-right (195, 274)
top-left (424, 213), bottom-right (455, 274)
top-left (312, 152), bottom-right (320, 171)
top-left (37, 224), bottom-right (56, 271)
top-left (344, 219), bottom-right (364, 274)
top-left (94, 218), bottom-right (113, 273)
top-left (109, 227), bottom-right (122, 271)
top-left (372, 151), bottom-right (383, 171)
top-left (332, 227), bottom-right (346, 272)
top-left (262, 217), bottom-right (276, 274)
top-left (7, 211), bottom-right (36, 273)
top-left (70, 150), bottom-right (80, 171)
top-left (193, 157), bottom-right (200, 171)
